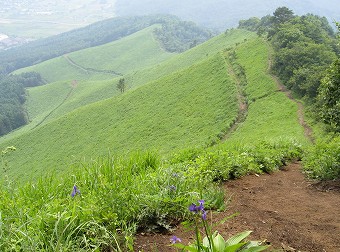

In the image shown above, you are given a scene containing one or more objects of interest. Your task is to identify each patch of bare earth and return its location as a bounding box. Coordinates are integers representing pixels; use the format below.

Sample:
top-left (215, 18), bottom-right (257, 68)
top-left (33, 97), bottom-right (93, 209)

top-left (134, 162), bottom-right (340, 252)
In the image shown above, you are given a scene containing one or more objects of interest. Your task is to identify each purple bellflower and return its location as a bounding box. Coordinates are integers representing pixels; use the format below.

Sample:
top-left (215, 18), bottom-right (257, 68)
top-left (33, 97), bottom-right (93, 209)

top-left (189, 200), bottom-right (206, 219)
top-left (71, 185), bottom-right (81, 197)
top-left (170, 235), bottom-right (182, 244)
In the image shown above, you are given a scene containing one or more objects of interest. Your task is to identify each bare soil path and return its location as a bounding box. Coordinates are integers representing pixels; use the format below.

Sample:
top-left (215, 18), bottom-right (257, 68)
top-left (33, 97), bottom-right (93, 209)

top-left (134, 162), bottom-right (340, 251)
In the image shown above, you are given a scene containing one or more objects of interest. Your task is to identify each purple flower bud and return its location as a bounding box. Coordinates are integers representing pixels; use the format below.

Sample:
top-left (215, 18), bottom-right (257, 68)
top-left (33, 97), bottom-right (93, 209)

top-left (170, 235), bottom-right (181, 244)
top-left (71, 185), bottom-right (81, 197)
top-left (202, 210), bottom-right (207, 220)
top-left (169, 185), bottom-right (177, 191)
top-left (189, 203), bottom-right (198, 212)
top-left (197, 200), bottom-right (205, 211)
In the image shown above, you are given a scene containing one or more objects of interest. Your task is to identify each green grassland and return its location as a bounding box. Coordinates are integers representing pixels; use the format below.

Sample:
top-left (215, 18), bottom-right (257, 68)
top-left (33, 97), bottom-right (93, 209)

top-left (5, 29), bottom-right (253, 139)
top-left (0, 31), bottom-right (312, 251)
top-left (14, 25), bottom-right (175, 83)
top-left (125, 29), bottom-right (256, 89)
top-left (68, 25), bottom-right (176, 74)
top-left (227, 39), bottom-right (307, 144)
top-left (1, 53), bottom-right (238, 181)
top-left (14, 55), bottom-right (110, 83)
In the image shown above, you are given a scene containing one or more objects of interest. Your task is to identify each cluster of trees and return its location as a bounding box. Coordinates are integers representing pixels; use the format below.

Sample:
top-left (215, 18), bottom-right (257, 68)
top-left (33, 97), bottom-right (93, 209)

top-left (239, 7), bottom-right (340, 132)
top-left (154, 16), bottom-right (213, 52)
top-left (0, 15), bottom-right (212, 75)
top-left (0, 72), bottom-right (44, 136)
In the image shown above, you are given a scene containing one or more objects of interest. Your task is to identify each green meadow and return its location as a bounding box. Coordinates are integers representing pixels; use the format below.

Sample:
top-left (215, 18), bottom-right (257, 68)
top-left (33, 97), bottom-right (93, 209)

top-left (227, 39), bottom-right (307, 144)
top-left (14, 25), bottom-right (175, 83)
top-left (0, 28), bottom-right (312, 251)
top-left (1, 53), bottom-right (239, 181)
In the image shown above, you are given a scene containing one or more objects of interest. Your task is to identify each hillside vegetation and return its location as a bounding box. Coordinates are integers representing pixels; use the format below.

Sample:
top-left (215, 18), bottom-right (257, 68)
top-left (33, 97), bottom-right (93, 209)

top-left (0, 32), bottom-right (310, 250)
top-left (1, 52), bottom-right (239, 181)
top-left (15, 25), bottom-right (175, 83)
top-left (1, 29), bottom-right (254, 143)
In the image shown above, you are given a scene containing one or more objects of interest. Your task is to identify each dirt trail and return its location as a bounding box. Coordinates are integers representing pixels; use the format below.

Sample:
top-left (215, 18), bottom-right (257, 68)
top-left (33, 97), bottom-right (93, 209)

top-left (134, 163), bottom-right (340, 251)
top-left (267, 57), bottom-right (314, 143)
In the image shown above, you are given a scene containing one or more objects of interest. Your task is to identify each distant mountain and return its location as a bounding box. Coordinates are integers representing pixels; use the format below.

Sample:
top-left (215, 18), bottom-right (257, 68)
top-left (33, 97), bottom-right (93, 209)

top-left (115, 0), bottom-right (340, 30)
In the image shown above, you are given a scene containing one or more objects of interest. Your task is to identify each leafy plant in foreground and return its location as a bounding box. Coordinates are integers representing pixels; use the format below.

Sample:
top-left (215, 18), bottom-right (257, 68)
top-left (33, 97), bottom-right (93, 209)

top-left (172, 200), bottom-right (269, 252)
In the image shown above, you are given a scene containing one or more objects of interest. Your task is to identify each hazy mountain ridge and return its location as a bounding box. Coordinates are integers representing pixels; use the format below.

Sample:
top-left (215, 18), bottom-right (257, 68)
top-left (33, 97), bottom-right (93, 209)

top-left (116, 0), bottom-right (340, 30)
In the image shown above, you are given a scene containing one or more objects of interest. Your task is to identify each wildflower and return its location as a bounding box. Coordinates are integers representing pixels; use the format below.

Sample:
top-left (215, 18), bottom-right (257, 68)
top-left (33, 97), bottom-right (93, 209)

top-left (189, 200), bottom-right (206, 220)
top-left (202, 210), bottom-right (207, 220)
top-left (169, 185), bottom-right (177, 191)
top-left (71, 185), bottom-right (81, 197)
top-left (170, 235), bottom-right (181, 244)
top-left (189, 200), bottom-right (205, 213)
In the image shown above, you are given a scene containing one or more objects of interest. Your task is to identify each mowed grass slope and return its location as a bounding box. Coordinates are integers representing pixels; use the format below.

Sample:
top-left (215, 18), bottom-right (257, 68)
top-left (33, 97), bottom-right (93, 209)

top-left (3, 29), bottom-right (253, 139)
top-left (2, 53), bottom-right (238, 181)
top-left (126, 29), bottom-right (256, 89)
top-left (14, 25), bottom-right (175, 83)
top-left (225, 39), bottom-right (307, 144)
top-left (68, 25), bottom-right (175, 74)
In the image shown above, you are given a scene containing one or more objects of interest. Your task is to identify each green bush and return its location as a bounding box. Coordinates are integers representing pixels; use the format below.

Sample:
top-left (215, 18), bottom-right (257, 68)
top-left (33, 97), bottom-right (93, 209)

top-left (185, 140), bottom-right (303, 182)
top-left (303, 137), bottom-right (340, 180)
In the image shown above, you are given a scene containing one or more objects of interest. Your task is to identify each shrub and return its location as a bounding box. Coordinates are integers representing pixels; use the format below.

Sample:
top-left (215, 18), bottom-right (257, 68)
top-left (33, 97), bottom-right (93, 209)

top-left (303, 137), bottom-right (340, 180)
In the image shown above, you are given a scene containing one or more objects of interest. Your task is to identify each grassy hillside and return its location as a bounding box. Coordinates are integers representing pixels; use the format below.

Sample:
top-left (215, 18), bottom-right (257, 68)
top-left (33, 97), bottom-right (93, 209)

top-left (1, 53), bottom-right (238, 181)
top-left (2, 29), bottom-right (252, 140)
top-left (15, 25), bottom-right (175, 83)
top-left (0, 33), bottom-right (312, 251)
top-left (68, 25), bottom-right (175, 74)
top-left (126, 29), bottom-right (256, 88)
top-left (0, 31), bottom-right (308, 184)
top-left (227, 39), bottom-right (307, 144)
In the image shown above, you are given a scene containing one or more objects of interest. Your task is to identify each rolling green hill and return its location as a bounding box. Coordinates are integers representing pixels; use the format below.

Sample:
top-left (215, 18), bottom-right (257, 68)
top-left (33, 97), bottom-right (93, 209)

top-left (1, 30), bottom-right (307, 183)
top-left (0, 29), bottom-right (313, 251)
top-left (5, 29), bottom-right (253, 140)
top-left (14, 25), bottom-right (175, 83)
top-left (1, 52), bottom-right (238, 180)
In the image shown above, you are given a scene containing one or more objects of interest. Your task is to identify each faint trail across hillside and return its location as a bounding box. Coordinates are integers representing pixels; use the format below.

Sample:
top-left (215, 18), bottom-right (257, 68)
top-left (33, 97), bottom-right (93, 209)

top-left (267, 56), bottom-right (315, 143)
top-left (63, 54), bottom-right (123, 76)
top-left (221, 51), bottom-right (248, 140)
top-left (134, 162), bottom-right (340, 251)
top-left (31, 81), bottom-right (76, 130)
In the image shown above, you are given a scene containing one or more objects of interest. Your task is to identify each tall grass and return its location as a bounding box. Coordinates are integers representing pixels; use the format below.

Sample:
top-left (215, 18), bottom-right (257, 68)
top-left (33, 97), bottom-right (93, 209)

top-left (0, 151), bottom-right (224, 251)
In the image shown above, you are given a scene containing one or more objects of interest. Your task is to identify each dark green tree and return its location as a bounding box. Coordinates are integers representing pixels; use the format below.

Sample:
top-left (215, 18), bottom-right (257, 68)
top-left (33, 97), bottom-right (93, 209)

top-left (316, 23), bottom-right (340, 132)
top-left (117, 78), bottom-right (126, 93)
top-left (317, 59), bottom-right (340, 132)
top-left (271, 7), bottom-right (295, 26)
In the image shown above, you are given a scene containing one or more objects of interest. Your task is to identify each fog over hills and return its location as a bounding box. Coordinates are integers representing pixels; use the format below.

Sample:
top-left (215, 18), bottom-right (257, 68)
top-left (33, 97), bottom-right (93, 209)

top-left (115, 0), bottom-right (340, 30)
top-left (1, 0), bottom-right (338, 42)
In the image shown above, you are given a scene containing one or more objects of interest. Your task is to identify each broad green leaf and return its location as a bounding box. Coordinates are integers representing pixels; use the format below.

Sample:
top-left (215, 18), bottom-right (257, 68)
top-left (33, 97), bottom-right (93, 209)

top-left (213, 233), bottom-right (226, 251)
top-left (224, 242), bottom-right (247, 252)
top-left (203, 236), bottom-right (210, 248)
top-left (225, 231), bottom-right (252, 246)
